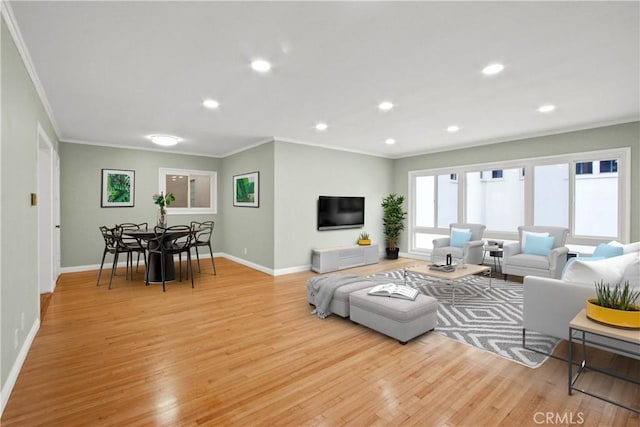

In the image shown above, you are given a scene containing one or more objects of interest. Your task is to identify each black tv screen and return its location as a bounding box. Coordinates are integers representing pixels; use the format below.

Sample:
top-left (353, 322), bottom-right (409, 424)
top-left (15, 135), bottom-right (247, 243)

top-left (317, 196), bottom-right (365, 230)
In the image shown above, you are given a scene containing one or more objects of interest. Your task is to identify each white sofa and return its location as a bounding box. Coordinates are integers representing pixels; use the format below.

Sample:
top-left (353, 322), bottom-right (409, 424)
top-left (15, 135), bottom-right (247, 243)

top-left (523, 250), bottom-right (640, 357)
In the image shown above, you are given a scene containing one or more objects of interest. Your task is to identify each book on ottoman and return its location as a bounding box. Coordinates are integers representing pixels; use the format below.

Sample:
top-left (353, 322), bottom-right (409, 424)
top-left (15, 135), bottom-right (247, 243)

top-left (367, 284), bottom-right (419, 301)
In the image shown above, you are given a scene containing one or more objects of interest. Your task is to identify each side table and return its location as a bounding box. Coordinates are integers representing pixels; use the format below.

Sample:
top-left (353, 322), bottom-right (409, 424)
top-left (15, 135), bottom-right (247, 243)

top-left (568, 309), bottom-right (640, 413)
top-left (482, 244), bottom-right (503, 274)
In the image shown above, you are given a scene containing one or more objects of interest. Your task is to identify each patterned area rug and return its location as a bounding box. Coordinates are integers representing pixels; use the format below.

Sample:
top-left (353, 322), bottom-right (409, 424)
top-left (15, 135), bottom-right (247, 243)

top-left (372, 269), bottom-right (560, 368)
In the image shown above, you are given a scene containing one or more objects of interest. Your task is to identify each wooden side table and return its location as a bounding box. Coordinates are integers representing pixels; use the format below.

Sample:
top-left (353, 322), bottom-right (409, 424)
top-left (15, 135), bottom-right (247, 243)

top-left (568, 309), bottom-right (640, 413)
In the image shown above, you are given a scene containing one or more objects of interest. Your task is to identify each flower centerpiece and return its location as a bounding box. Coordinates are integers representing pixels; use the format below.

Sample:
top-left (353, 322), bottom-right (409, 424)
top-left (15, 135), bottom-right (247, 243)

top-left (153, 191), bottom-right (175, 228)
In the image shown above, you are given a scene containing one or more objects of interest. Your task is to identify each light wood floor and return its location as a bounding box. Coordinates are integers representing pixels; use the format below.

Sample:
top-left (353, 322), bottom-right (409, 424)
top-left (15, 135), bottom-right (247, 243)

top-left (2, 258), bottom-right (638, 426)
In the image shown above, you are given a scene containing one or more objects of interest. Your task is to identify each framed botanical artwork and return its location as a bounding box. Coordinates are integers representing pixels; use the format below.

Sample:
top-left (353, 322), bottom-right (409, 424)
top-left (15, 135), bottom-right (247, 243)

top-left (233, 171), bottom-right (259, 208)
top-left (101, 169), bottom-right (135, 207)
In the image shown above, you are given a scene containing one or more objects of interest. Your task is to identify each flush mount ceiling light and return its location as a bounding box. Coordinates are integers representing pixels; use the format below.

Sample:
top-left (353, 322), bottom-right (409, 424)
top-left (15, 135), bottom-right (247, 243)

top-left (538, 104), bottom-right (556, 113)
top-left (251, 59), bottom-right (272, 73)
top-left (385, 138), bottom-right (396, 145)
top-left (315, 122), bottom-right (328, 131)
top-left (447, 125), bottom-right (460, 133)
top-left (148, 134), bottom-right (181, 146)
top-left (482, 63), bottom-right (505, 76)
top-left (202, 99), bottom-right (220, 109)
top-left (378, 101), bottom-right (394, 111)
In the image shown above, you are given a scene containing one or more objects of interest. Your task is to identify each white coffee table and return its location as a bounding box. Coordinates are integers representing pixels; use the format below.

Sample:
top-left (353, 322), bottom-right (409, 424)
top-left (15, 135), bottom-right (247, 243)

top-left (403, 264), bottom-right (492, 305)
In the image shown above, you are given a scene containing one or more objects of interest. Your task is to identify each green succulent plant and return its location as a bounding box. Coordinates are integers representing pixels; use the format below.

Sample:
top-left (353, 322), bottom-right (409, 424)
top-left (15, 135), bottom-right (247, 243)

top-left (594, 280), bottom-right (640, 311)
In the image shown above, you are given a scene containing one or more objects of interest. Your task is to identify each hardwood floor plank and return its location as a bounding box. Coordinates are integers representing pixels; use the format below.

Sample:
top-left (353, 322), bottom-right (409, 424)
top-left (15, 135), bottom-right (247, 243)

top-left (2, 257), bottom-right (638, 426)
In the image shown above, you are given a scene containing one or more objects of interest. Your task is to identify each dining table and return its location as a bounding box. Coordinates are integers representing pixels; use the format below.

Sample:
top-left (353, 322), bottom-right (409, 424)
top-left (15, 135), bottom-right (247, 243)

top-left (123, 227), bottom-right (199, 283)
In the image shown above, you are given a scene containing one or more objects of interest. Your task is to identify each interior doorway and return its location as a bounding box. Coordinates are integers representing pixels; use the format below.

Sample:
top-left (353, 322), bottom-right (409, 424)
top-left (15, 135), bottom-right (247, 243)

top-left (37, 124), bottom-right (60, 296)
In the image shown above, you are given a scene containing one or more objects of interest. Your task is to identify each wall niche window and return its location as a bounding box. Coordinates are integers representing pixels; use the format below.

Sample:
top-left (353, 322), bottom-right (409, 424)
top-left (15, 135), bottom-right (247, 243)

top-left (159, 168), bottom-right (217, 214)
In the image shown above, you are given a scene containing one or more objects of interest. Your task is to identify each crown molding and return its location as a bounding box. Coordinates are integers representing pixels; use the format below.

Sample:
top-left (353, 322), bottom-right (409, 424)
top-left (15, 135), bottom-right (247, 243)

top-left (2, 1), bottom-right (61, 139)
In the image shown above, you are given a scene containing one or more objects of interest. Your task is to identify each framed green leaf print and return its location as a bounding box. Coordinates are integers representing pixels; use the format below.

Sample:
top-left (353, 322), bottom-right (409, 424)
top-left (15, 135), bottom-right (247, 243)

top-left (101, 169), bottom-right (135, 207)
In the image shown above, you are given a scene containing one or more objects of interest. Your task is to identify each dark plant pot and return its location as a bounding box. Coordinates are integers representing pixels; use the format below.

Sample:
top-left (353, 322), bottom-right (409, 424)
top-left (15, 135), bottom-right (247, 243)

top-left (386, 247), bottom-right (399, 259)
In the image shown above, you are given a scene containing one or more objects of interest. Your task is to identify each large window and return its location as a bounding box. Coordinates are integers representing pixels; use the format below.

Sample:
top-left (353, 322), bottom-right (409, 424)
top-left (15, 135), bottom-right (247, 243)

top-left (159, 168), bottom-right (217, 214)
top-left (408, 148), bottom-right (630, 251)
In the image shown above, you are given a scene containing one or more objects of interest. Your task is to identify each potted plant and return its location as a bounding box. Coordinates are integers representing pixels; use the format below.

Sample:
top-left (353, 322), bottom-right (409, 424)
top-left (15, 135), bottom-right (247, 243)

top-left (358, 232), bottom-right (371, 246)
top-left (381, 193), bottom-right (407, 259)
top-left (586, 280), bottom-right (640, 329)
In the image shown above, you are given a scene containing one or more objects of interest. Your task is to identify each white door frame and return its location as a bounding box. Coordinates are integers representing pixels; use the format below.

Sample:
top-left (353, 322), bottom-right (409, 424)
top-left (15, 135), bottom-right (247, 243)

top-left (37, 123), bottom-right (59, 294)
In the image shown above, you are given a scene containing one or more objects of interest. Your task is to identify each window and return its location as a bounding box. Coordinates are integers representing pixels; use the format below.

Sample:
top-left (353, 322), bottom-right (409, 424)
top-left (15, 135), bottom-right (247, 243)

top-left (575, 158), bottom-right (619, 237)
top-left (575, 162), bottom-right (593, 175)
top-left (411, 171), bottom-right (459, 251)
top-left (599, 160), bottom-right (618, 173)
top-left (159, 168), bottom-right (217, 214)
top-left (466, 168), bottom-right (523, 232)
top-left (534, 164), bottom-right (568, 228)
top-left (407, 148), bottom-right (630, 250)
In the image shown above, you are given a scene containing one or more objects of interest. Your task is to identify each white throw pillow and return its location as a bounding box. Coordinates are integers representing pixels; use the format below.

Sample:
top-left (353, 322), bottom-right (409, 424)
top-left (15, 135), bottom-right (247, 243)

top-left (621, 253), bottom-right (640, 290)
top-left (563, 252), bottom-right (639, 286)
top-left (607, 240), bottom-right (640, 254)
top-left (521, 231), bottom-right (549, 252)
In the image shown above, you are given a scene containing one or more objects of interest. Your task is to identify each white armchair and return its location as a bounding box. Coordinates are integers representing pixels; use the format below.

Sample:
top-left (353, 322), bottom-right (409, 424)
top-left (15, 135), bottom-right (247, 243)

top-left (431, 223), bottom-right (486, 265)
top-left (503, 226), bottom-right (569, 279)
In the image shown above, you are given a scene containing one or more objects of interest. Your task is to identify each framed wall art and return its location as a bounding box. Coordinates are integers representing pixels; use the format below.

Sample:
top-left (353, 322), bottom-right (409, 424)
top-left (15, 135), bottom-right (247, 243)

top-left (233, 171), bottom-right (259, 208)
top-left (101, 169), bottom-right (135, 207)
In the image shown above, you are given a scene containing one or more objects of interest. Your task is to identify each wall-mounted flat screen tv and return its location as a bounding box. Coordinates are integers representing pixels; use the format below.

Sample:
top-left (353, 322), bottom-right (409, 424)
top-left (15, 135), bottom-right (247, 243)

top-left (317, 196), bottom-right (365, 230)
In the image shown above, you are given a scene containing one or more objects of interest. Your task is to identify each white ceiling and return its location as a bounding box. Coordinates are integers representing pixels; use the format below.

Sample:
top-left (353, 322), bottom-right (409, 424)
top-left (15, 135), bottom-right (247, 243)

top-left (6, 1), bottom-right (639, 158)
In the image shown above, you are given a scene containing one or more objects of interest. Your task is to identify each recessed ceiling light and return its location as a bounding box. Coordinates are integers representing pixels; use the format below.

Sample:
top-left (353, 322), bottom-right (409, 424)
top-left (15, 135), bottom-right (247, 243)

top-left (385, 138), bottom-right (396, 145)
top-left (447, 125), bottom-right (460, 133)
top-left (378, 101), bottom-right (394, 111)
top-left (202, 99), bottom-right (220, 109)
top-left (315, 122), bottom-right (328, 131)
top-left (148, 134), bottom-right (181, 146)
top-left (251, 59), bottom-right (271, 73)
top-left (538, 104), bottom-right (556, 113)
top-left (482, 63), bottom-right (505, 75)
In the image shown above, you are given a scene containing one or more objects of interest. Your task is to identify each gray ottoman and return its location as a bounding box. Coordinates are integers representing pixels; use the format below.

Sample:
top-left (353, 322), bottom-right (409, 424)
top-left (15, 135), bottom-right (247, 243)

top-left (349, 288), bottom-right (438, 344)
top-left (307, 279), bottom-right (376, 317)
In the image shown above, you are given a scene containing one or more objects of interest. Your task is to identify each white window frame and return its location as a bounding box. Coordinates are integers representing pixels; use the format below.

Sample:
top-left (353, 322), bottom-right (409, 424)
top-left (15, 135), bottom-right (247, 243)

top-left (407, 148), bottom-right (630, 254)
top-left (158, 167), bottom-right (218, 215)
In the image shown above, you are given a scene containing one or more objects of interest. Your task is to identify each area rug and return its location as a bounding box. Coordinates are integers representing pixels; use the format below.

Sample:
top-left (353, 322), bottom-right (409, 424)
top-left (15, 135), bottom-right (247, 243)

top-left (371, 269), bottom-right (560, 368)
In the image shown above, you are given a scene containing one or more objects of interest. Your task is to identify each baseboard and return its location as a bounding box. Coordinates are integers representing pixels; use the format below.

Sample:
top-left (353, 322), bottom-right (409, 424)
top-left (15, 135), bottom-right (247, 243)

top-left (1, 318), bottom-right (40, 416)
top-left (219, 253), bottom-right (274, 275)
top-left (273, 264), bottom-right (312, 276)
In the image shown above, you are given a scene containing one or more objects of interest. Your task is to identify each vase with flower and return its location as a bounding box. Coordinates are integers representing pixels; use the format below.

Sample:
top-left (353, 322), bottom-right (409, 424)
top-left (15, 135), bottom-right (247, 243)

top-left (153, 192), bottom-right (175, 228)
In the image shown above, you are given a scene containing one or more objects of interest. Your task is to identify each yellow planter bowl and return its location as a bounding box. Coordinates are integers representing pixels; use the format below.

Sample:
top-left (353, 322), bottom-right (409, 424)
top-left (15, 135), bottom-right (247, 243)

top-left (358, 239), bottom-right (371, 246)
top-left (586, 299), bottom-right (640, 329)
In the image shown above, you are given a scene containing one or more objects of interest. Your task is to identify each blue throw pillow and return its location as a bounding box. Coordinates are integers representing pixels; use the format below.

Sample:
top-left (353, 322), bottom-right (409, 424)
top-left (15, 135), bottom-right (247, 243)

top-left (523, 235), bottom-right (555, 256)
top-left (592, 243), bottom-right (623, 259)
top-left (451, 230), bottom-right (473, 248)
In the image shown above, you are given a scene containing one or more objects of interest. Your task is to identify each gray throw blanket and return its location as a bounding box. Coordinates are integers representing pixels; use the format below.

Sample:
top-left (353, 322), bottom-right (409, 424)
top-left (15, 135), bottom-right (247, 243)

top-left (307, 274), bottom-right (365, 319)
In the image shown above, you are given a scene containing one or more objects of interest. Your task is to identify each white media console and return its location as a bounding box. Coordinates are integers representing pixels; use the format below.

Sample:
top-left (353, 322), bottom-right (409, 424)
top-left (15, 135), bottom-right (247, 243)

top-left (311, 244), bottom-right (379, 273)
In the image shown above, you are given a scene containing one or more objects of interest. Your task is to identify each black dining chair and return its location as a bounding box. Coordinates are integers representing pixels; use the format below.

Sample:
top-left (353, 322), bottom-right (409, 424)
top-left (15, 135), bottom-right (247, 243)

top-left (190, 221), bottom-right (216, 275)
top-left (118, 222), bottom-right (148, 274)
top-left (146, 225), bottom-right (194, 292)
top-left (97, 225), bottom-right (139, 289)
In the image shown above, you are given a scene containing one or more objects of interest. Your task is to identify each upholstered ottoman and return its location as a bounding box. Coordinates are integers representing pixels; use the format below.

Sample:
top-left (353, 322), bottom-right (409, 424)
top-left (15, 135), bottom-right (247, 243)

top-left (349, 288), bottom-right (438, 344)
top-left (307, 278), bottom-right (377, 317)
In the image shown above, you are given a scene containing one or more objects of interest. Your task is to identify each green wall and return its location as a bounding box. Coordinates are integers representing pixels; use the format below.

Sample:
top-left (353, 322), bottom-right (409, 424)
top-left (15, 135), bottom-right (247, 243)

top-left (1, 17), bottom-right (58, 391)
top-left (59, 142), bottom-right (222, 267)
top-left (273, 141), bottom-right (395, 270)
top-left (220, 141), bottom-right (275, 270)
top-left (394, 121), bottom-right (640, 252)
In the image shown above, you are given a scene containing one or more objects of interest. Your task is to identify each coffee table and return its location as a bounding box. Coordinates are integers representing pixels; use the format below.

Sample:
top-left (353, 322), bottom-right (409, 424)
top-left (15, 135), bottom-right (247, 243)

top-left (403, 264), bottom-right (492, 305)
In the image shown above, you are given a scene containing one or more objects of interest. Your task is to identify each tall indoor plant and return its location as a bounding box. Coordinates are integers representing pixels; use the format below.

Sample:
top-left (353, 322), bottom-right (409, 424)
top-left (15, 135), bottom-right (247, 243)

top-left (381, 193), bottom-right (407, 259)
